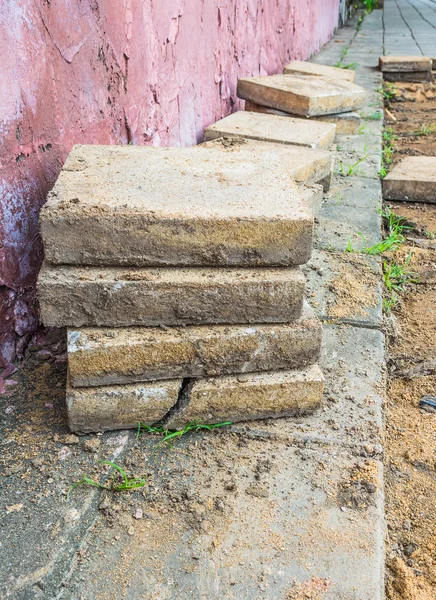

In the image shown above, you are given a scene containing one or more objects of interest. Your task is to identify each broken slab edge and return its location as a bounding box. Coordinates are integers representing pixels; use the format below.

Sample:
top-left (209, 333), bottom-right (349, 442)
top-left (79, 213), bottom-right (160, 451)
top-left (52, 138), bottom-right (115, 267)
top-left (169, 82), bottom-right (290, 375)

top-left (165, 364), bottom-right (325, 429)
top-left (67, 378), bottom-right (182, 434)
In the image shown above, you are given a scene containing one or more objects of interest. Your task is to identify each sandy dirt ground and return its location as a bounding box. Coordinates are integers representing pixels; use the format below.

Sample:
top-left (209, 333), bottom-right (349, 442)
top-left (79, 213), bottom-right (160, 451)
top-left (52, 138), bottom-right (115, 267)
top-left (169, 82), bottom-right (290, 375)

top-left (383, 82), bottom-right (436, 600)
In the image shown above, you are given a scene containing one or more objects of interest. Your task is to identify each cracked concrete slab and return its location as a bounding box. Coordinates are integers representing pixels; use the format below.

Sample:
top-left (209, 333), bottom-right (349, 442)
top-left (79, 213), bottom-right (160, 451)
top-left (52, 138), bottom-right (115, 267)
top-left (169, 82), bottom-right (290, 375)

top-left (67, 302), bottom-right (322, 387)
top-left (67, 379), bottom-right (182, 434)
top-left (165, 365), bottom-right (324, 428)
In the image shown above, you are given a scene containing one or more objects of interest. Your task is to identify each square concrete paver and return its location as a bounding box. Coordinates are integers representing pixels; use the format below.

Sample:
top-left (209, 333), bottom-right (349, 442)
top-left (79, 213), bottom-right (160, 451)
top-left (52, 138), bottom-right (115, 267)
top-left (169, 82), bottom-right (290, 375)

top-left (204, 110), bottom-right (336, 149)
top-left (237, 74), bottom-right (366, 117)
top-left (38, 265), bottom-right (306, 328)
top-left (40, 143), bottom-right (314, 267)
top-left (65, 435), bottom-right (384, 600)
top-left (383, 156), bottom-right (436, 203)
top-left (379, 55), bottom-right (432, 72)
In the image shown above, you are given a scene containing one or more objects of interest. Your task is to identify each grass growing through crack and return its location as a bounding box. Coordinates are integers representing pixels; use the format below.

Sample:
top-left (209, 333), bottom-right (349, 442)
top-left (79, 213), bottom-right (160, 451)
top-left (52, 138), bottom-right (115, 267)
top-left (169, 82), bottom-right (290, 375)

top-left (345, 207), bottom-right (412, 255)
top-left (66, 461), bottom-right (147, 502)
top-left (137, 421), bottom-right (232, 447)
top-left (337, 155), bottom-right (368, 176)
top-left (346, 207), bottom-right (418, 312)
top-left (364, 112), bottom-right (383, 121)
top-left (383, 252), bottom-right (419, 312)
top-left (377, 82), bottom-right (397, 101)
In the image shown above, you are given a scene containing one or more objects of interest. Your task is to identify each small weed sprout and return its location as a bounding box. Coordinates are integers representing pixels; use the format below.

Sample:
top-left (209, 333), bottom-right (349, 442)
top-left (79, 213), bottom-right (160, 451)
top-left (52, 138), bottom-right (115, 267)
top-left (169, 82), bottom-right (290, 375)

top-left (137, 421), bottom-right (232, 448)
top-left (382, 252), bottom-right (419, 312)
top-left (364, 112), bottom-right (383, 121)
top-left (338, 155), bottom-right (368, 176)
top-left (66, 461), bottom-right (147, 502)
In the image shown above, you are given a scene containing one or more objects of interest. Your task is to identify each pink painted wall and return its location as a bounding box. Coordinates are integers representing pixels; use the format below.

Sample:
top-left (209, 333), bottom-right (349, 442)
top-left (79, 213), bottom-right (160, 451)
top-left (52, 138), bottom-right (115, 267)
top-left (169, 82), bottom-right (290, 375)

top-left (0, 0), bottom-right (340, 374)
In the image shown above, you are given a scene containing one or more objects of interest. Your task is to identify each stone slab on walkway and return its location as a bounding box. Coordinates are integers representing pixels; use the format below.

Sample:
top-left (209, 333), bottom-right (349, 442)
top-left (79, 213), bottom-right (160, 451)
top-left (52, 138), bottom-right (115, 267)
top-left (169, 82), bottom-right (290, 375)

top-left (38, 264), bottom-right (306, 328)
top-left (41, 143), bottom-right (313, 268)
top-left (68, 302), bottom-right (322, 387)
top-left (283, 59), bottom-right (356, 81)
top-left (244, 100), bottom-right (362, 135)
top-left (67, 379), bottom-right (182, 434)
top-left (237, 74), bottom-right (366, 117)
top-left (382, 156), bottom-right (436, 203)
top-left (65, 435), bottom-right (384, 600)
top-left (379, 55), bottom-right (432, 72)
top-left (204, 110), bottom-right (336, 149)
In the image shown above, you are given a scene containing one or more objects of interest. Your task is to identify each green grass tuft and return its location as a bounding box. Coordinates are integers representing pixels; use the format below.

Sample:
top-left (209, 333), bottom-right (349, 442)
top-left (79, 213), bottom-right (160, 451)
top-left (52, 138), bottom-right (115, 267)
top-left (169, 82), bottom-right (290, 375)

top-left (137, 421), bottom-right (232, 447)
top-left (66, 461), bottom-right (147, 502)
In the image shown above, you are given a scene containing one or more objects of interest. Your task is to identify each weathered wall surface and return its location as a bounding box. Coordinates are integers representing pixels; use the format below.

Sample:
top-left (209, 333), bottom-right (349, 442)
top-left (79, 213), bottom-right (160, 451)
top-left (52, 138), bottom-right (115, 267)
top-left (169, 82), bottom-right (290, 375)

top-left (0, 0), bottom-right (340, 373)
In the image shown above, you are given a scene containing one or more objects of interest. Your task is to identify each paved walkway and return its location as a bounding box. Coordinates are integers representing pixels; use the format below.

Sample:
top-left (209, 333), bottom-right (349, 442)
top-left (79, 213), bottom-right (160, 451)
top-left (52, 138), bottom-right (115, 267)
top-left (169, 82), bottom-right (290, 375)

top-left (384, 0), bottom-right (436, 56)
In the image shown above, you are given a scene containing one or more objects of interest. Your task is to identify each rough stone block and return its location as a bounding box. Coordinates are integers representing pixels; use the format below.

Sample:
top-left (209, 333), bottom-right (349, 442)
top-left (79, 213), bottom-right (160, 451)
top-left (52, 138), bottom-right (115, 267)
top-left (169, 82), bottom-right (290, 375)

top-left (383, 157), bottom-right (436, 203)
top-left (204, 110), bottom-right (336, 149)
top-left (283, 60), bottom-right (356, 82)
top-left (67, 379), bottom-right (181, 434)
top-left (237, 74), bottom-right (366, 117)
top-left (38, 264), bottom-right (306, 328)
top-left (244, 100), bottom-right (361, 134)
top-left (40, 143), bottom-right (313, 267)
top-left (67, 301), bottom-right (322, 387)
top-left (379, 55), bottom-right (432, 72)
top-left (165, 364), bottom-right (324, 429)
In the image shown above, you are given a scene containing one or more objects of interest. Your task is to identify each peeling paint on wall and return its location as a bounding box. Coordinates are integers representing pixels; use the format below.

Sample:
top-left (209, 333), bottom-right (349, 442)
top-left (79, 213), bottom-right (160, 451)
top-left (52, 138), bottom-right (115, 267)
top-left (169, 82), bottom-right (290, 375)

top-left (0, 0), bottom-right (340, 372)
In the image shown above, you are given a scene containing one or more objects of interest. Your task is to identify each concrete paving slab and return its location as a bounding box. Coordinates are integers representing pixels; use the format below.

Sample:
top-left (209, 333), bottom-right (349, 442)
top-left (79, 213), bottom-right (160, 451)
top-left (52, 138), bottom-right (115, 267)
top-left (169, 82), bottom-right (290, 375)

top-left (38, 264), bottom-right (306, 328)
top-left (68, 302), bottom-right (322, 387)
top-left (336, 131), bottom-right (382, 157)
top-left (383, 156), bottom-right (436, 203)
top-left (237, 74), bottom-right (366, 117)
top-left (67, 379), bottom-right (182, 434)
top-left (379, 55), bottom-right (432, 72)
top-left (326, 175), bottom-right (383, 212)
top-left (283, 59), bottom-right (356, 82)
top-left (165, 365), bottom-right (324, 429)
top-left (64, 434), bottom-right (384, 600)
top-left (41, 142), bottom-right (313, 268)
top-left (204, 110), bottom-right (336, 149)
top-left (314, 201), bottom-right (381, 252)
top-left (244, 100), bottom-right (362, 135)
top-left (303, 249), bottom-right (382, 328)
